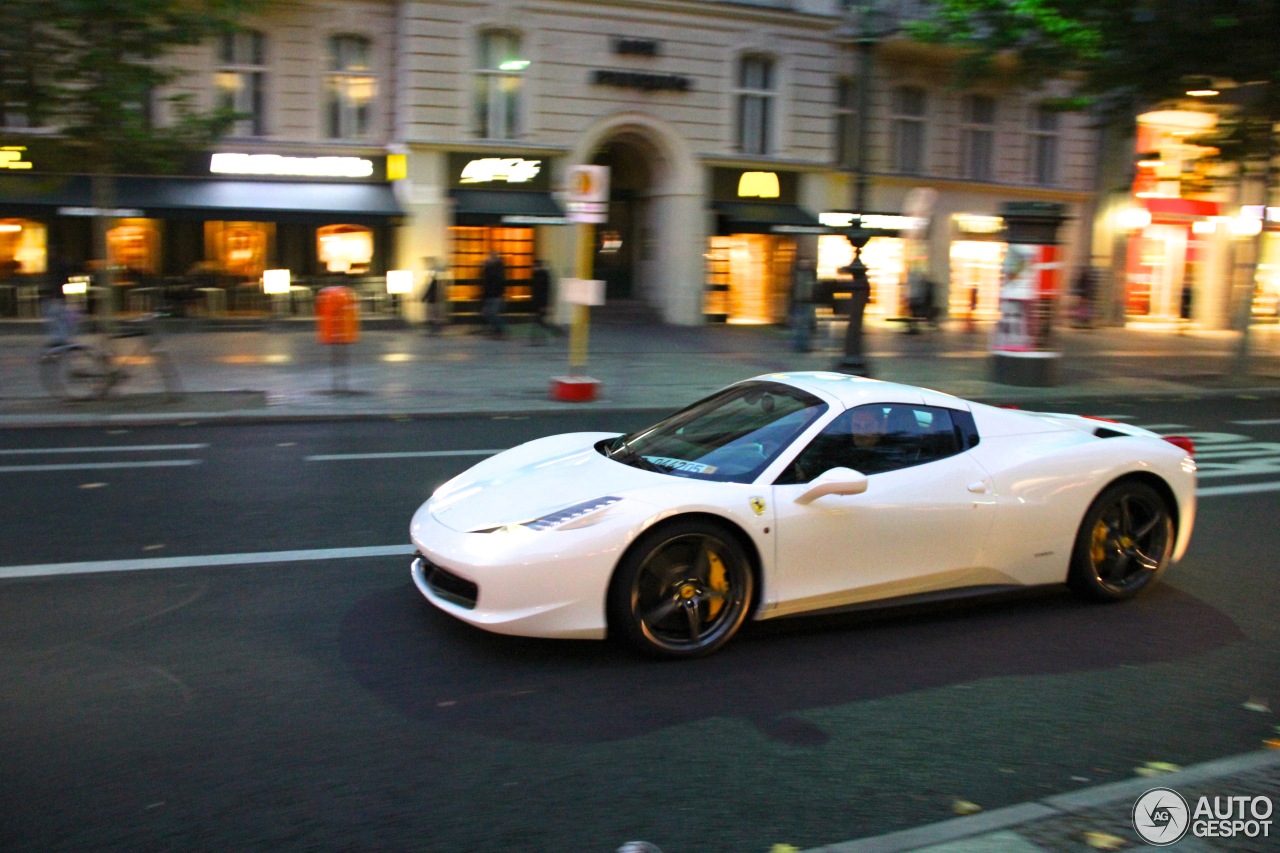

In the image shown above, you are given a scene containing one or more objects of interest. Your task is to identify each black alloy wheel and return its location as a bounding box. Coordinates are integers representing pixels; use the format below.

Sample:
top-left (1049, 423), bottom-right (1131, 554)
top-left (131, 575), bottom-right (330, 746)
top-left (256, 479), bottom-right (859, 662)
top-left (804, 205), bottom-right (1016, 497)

top-left (608, 519), bottom-right (754, 659)
top-left (1068, 480), bottom-right (1175, 601)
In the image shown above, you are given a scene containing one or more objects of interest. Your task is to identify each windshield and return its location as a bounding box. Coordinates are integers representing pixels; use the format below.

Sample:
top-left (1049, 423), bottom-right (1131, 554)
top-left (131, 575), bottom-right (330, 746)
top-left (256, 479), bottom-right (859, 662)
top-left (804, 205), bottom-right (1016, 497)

top-left (600, 381), bottom-right (827, 483)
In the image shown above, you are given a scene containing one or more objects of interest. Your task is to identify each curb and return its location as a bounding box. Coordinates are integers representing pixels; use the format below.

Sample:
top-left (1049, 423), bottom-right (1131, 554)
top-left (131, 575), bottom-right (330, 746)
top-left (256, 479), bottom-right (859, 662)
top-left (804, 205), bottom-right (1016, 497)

top-left (804, 750), bottom-right (1280, 853)
top-left (3, 384), bottom-right (1279, 431)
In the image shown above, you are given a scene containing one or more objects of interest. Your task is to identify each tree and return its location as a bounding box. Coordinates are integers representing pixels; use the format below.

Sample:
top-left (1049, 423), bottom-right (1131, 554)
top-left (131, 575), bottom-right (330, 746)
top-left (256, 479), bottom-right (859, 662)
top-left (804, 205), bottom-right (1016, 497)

top-left (908, 1), bottom-right (1279, 128)
top-left (0, 0), bottom-right (265, 175)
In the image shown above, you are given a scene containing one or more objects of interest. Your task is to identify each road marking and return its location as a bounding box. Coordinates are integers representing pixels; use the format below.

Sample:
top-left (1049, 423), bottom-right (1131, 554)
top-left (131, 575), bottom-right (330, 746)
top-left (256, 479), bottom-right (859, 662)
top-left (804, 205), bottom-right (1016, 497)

top-left (1197, 481), bottom-right (1280, 497)
top-left (306, 450), bottom-right (502, 461)
top-left (0, 544), bottom-right (417, 581)
top-left (0, 460), bottom-right (202, 473)
top-left (0, 444), bottom-right (209, 455)
top-left (1230, 419), bottom-right (1280, 426)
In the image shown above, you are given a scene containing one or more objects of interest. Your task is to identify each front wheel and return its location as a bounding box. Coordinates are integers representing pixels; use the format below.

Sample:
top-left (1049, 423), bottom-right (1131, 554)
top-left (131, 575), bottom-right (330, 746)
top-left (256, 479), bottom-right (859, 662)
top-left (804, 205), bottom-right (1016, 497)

top-left (607, 519), bottom-right (754, 659)
top-left (40, 345), bottom-right (111, 401)
top-left (1068, 481), bottom-right (1174, 602)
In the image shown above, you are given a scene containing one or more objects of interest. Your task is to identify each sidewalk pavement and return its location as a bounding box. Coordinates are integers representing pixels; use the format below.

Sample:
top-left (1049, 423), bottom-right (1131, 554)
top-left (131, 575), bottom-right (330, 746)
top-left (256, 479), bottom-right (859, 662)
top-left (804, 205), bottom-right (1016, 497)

top-left (803, 749), bottom-right (1280, 852)
top-left (3, 315), bottom-right (1279, 852)
top-left (0, 315), bottom-right (1278, 427)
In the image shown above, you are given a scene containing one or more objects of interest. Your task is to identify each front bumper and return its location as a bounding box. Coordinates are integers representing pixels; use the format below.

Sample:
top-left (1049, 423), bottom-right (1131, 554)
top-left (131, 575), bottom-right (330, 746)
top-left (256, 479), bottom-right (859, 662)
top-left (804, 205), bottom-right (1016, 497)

top-left (409, 505), bottom-right (638, 640)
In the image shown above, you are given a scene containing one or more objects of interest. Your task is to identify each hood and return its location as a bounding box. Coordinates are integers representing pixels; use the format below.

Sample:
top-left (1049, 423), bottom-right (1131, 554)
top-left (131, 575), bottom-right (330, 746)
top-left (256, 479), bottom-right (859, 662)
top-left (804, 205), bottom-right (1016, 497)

top-left (428, 432), bottom-right (663, 532)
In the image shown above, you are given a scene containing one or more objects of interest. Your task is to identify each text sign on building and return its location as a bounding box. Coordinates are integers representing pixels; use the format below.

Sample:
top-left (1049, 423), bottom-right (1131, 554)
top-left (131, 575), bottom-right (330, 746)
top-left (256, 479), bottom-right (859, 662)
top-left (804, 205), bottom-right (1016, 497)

top-left (448, 152), bottom-right (553, 192)
top-left (210, 152), bottom-right (375, 179)
top-left (458, 157), bottom-right (543, 185)
top-left (0, 146), bottom-right (33, 170)
top-left (565, 165), bottom-right (610, 224)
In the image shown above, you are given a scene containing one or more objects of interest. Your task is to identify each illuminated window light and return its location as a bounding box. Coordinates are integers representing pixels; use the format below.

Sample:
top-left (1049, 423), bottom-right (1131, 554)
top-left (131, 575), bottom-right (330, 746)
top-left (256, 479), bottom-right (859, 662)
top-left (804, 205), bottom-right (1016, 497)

top-left (386, 269), bottom-right (414, 294)
top-left (262, 268), bottom-right (291, 294)
top-left (498, 59), bottom-right (529, 72)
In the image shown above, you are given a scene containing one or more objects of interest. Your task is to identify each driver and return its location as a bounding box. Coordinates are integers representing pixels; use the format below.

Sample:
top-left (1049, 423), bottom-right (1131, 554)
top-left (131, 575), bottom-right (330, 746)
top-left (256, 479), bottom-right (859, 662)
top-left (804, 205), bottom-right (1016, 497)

top-left (849, 406), bottom-right (887, 448)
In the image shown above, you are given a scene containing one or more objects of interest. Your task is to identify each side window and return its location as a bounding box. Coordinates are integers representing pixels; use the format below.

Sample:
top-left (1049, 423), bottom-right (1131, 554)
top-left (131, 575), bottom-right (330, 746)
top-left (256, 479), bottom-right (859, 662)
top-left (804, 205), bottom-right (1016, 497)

top-left (778, 404), bottom-right (969, 484)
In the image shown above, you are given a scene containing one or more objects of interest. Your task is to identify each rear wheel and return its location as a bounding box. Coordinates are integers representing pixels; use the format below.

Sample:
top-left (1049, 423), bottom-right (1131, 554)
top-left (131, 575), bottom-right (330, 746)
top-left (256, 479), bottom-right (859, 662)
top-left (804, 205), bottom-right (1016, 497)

top-left (608, 519), bottom-right (754, 659)
top-left (1068, 481), bottom-right (1174, 601)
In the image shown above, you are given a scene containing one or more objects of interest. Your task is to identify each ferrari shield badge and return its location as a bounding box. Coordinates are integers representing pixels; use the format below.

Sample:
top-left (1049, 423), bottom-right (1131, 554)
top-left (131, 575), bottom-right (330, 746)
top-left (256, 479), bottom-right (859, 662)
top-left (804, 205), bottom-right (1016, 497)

top-left (749, 496), bottom-right (766, 516)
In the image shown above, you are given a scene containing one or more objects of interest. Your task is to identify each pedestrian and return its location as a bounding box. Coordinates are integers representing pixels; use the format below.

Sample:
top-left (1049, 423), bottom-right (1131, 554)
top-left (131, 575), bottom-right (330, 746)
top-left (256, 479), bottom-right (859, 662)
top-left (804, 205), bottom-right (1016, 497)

top-left (1071, 267), bottom-right (1096, 328)
top-left (480, 251), bottom-right (507, 339)
top-left (789, 256), bottom-right (817, 353)
top-left (421, 256), bottom-right (447, 335)
top-left (40, 257), bottom-right (78, 347)
top-left (528, 257), bottom-right (559, 345)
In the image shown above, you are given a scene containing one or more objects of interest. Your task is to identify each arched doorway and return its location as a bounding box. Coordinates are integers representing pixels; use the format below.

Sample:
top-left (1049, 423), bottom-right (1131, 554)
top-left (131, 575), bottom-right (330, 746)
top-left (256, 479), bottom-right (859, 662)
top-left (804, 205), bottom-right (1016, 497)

top-left (572, 113), bottom-right (703, 324)
top-left (589, 133), bottom-right (656, 304)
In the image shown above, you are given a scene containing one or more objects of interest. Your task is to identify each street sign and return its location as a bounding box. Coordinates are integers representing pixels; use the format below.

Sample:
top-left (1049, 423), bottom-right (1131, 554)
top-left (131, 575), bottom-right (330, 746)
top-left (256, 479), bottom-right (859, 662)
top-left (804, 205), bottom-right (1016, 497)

top-left (565, 165), bottom-right (609, 224)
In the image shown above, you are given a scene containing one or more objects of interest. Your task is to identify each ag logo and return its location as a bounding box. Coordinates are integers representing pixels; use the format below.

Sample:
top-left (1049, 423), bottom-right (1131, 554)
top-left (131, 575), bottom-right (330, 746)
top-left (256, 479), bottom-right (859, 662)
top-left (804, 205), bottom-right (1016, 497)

top-left (1132, 787), bottom-right (1190, 845)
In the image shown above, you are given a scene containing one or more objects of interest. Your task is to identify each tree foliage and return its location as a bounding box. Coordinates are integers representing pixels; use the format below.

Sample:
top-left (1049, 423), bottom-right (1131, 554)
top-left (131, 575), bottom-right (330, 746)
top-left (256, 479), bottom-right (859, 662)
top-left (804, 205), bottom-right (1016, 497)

top-left (0, 0), bottom-right (264, 174)
top-left (910, 0), bottom-right (1280, 130)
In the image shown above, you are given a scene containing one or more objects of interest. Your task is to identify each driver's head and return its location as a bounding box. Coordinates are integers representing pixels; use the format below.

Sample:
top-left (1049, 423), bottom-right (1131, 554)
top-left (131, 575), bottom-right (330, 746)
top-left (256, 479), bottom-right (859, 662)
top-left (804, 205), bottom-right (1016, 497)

top-left (849, 407), bottom-right (885, 448)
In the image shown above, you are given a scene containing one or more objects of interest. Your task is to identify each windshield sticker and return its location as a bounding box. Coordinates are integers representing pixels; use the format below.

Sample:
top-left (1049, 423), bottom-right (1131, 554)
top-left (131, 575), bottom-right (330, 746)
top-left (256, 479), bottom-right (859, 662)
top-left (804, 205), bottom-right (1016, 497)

top-left (643, 456), bottom-right (718, 475)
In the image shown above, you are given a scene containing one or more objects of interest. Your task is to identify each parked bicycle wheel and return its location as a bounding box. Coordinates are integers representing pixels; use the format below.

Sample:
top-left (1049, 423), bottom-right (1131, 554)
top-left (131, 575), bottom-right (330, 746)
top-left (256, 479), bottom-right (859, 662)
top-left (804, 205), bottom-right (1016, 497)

top-left (39, 345), bottom-right (112, 401)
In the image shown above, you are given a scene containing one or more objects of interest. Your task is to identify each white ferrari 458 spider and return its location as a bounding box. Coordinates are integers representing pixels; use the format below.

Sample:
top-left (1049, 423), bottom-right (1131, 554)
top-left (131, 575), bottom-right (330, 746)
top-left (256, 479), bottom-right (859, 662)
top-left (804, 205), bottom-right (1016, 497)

top-left (410, 372), bottom-right (1196, 658)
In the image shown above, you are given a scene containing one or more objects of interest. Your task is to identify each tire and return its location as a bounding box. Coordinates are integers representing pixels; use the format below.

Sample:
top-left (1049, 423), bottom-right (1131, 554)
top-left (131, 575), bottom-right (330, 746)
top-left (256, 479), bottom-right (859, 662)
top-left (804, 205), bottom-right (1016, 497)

top-left (607, 518), bottom-right (754, 659)
top-left (42, 345), bottom-right (111, 401)
top-left (1068, 480), bottom-right (1174, 602)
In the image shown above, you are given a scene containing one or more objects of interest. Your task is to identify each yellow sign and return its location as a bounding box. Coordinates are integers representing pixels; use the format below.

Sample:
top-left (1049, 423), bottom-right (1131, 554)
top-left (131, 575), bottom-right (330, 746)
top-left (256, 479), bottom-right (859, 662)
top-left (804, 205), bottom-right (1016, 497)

top-left (737, 171), bottom-right (780, 199)
top-left (0, 146), bottom-right (33, 170)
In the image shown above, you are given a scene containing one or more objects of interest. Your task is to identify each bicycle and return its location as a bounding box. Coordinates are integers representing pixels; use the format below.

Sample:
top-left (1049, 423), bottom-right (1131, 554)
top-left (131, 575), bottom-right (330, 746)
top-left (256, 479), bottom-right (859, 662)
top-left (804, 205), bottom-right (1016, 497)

top-left (39, 311), bottom-right (183, 402)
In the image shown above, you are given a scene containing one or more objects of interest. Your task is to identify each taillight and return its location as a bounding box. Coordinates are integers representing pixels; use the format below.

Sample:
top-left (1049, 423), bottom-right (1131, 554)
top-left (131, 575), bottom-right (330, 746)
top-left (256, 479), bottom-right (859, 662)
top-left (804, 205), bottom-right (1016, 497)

top-left (1164, 435), bottom-right (1195, 456)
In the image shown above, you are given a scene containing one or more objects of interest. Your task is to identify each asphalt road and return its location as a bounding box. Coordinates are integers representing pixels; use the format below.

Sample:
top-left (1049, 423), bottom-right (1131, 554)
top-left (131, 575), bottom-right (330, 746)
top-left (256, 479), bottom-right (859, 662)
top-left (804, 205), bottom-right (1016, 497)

top-left (1, 394), bottom-right (1278, 853)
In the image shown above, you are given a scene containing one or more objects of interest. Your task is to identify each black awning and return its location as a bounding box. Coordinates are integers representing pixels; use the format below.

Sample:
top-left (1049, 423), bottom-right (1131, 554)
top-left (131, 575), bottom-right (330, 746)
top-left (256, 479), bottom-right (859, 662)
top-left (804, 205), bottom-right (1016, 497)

top-left (0, 174), bottom-right (402, 223)
top-left (713, 200), bottom-right (826, 235)
top-left (450, 189), bottom-right (567, 226)
top-left (120, 177), bottom-right (402, 223)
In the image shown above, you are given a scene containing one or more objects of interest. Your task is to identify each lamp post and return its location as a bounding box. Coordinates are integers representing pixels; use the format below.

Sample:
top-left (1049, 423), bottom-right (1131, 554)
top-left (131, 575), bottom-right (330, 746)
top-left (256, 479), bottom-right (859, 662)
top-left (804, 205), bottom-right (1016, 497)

top-left (833, 1), bottom-right (893, 375)
top-left (834, 227), bottom-right (872, 374)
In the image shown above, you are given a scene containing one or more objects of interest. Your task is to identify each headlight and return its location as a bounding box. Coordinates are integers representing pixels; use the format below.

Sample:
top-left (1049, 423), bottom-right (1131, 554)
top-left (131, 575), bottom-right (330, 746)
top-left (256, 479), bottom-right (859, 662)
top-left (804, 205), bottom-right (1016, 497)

top-left (522, 496), bottom-right (622, 531)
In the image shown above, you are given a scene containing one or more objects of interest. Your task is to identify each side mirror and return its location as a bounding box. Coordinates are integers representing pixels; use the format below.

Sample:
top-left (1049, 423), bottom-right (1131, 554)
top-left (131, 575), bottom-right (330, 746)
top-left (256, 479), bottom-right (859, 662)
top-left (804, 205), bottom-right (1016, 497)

top-left (795, 467), bottom-right (869, 504)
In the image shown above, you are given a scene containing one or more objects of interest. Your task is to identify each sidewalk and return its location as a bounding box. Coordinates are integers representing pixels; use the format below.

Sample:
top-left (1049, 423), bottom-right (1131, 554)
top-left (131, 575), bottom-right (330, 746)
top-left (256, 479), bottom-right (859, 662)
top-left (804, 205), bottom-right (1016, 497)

top-left (805, 749), bottom-right (1280, 852)
top-left (1, 316), bottom-right (1278, 427)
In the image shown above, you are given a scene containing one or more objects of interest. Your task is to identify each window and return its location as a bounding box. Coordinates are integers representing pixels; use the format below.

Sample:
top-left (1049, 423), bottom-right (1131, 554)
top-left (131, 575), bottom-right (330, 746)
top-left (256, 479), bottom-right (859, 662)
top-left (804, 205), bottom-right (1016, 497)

top-left (317, 224), bottom-right (373, 274)
top-left (326, 35), bottom-right (375, 140)
top-left (1030, 104), bottom-right (1060, 187)
top-left (475, 31), bottom-right (524, 140)
top-left (736, 55), bottom-right (774, 156)
top-left (834, 77), bottom-right (858, 169)
top-left (892, 86), bottom-right (926, 175)
top-left (960, 94), bottom-right (995, 181)
top-left (779, 404), bottom-right (971, 483)
top-left (217, 30), bottom-right (266, 137)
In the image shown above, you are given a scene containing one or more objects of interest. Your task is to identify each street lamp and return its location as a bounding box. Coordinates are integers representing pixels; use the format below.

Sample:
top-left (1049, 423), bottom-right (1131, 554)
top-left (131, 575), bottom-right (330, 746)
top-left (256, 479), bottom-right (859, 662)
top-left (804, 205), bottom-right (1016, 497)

top-left (834, 227), bottom-right (872, 374)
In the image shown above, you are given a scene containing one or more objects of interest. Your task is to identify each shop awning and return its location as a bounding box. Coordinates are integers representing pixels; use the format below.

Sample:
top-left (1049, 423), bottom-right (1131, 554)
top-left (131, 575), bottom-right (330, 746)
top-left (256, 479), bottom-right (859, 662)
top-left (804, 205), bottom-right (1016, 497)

top-left (450, 189), bottom-right (568, 226)
top-left (713, 201), bottom-right (826, 235)
top-left (0, 174), bottom-right (402, 223)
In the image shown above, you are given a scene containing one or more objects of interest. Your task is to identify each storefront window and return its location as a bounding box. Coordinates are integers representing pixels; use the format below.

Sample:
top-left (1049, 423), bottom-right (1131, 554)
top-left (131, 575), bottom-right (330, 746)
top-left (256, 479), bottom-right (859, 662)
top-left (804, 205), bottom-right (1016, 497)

top-left (703, 234), bottom-right (793, 324)
top-left (818, 234), bottom-right (906, 318)
top-left (449, 226), bottom-right (533, 314)
top-left (950, 240), bottom-right (1005, 320)
top-left (0, 218), bottom-right (46, 275)
top-left (1254, 231), bottom-right (1280, 319)
top-left (107, 219), bottom-right (159, 275)
top-left (206, 221), bottom-right (273, 280)
top-left (317, 224), bottom-right (373, 274)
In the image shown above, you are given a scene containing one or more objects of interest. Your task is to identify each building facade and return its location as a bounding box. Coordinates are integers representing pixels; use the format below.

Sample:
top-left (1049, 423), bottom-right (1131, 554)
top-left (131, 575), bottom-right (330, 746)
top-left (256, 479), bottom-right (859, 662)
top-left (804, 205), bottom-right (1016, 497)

top-left (1, 0), bottom-right (1111, 328)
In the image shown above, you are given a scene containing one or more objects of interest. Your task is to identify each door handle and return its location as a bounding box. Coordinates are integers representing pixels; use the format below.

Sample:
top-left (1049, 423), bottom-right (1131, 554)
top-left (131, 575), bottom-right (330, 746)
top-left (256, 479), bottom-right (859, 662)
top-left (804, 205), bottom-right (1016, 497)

top-left (966, 480), bottom-right (988, 494)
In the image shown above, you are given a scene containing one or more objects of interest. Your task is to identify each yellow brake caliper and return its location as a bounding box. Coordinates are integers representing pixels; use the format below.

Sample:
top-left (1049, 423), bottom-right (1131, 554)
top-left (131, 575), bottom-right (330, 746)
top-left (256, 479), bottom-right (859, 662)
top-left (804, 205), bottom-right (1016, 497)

top-left (1091, 520), bottom-right (1109, 566)
top-left (706, 551), bottom-right (727, 620)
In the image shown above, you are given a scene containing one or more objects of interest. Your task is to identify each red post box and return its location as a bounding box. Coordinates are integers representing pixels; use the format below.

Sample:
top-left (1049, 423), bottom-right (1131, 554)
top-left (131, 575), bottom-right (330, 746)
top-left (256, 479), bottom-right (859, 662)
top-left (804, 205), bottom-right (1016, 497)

top-left (316, 286), bottom-right (359, 344)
